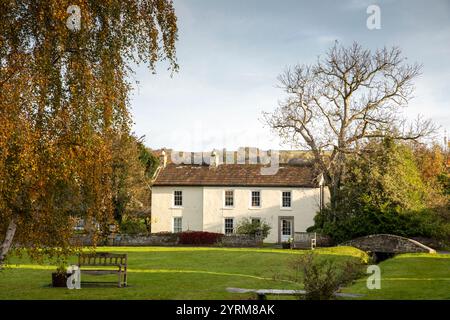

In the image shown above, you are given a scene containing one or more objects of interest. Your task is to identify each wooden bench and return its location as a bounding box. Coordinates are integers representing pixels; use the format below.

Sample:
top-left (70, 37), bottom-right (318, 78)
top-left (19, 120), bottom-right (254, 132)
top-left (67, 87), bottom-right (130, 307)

top-left (226, 287), bottom-right (364, 300)
top-left (291, 232), bottom-right (317, 249)
top-left (78, 252), bottom-right (128, 288)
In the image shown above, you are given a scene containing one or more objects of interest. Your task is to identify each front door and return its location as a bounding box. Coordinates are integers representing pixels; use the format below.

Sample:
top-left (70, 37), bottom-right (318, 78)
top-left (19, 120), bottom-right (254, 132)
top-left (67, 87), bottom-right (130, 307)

top-left (280, 218), bottom-right (293, 242)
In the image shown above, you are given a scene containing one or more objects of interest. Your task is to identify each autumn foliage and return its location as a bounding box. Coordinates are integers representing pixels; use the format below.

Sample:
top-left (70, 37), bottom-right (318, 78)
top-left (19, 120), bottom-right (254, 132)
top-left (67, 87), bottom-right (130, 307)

top-left (0, 1), bottom-right (178, 266)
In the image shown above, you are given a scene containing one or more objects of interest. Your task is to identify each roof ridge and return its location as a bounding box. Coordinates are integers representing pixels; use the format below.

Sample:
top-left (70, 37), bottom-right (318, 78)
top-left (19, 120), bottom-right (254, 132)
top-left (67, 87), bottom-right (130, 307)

top-left (153, 162), bottom-right (319, 188)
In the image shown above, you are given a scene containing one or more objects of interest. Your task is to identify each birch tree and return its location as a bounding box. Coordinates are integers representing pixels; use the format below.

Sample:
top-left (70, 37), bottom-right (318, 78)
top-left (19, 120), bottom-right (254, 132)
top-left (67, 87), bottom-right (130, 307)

top-left (0, 0), bottom-right (178, 267)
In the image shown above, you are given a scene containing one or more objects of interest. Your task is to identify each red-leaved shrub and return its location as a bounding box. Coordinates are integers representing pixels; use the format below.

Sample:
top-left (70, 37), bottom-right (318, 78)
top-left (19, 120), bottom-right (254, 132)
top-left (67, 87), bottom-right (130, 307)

top-left (178, 231), bottom-right (224, 245)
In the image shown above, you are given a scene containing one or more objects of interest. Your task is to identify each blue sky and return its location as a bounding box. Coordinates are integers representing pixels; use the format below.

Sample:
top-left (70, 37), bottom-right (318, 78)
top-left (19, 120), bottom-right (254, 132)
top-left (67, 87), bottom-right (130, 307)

top-left (129, 0), bottom-right (450, 151)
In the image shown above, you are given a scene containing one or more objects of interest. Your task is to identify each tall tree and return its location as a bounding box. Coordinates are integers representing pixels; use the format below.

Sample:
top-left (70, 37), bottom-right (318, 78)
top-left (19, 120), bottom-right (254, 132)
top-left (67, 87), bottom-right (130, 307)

top-left (310, 139), bottom-right (445, 243)
top-left (0, 0), bottom-right (178, 267)
top-left (264, 42), bottom-right (435, 209)
top-left (111, 134), bottom-right (153, 226)
top-left (412, 142), bottom-right (450, 220)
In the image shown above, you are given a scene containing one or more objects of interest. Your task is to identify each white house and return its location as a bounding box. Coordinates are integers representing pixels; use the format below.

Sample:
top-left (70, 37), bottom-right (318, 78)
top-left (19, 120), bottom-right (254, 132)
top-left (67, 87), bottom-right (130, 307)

top-left (151, 151), bottom-right (329, 243)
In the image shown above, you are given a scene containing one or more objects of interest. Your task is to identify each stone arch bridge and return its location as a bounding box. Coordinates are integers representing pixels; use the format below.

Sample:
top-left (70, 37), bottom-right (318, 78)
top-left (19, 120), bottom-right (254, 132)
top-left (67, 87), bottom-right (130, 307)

top-left (341, 234), bottom-right (436, 254)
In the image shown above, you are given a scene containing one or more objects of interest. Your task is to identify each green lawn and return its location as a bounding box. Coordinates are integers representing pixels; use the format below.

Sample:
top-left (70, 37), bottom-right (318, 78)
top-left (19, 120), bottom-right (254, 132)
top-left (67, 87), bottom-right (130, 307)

top-left (343, 253), bottom-right (450, 299)
top-left (0, 246), bottom-right (448, 300)
top-left (0, 246), bottom-right (363, 299)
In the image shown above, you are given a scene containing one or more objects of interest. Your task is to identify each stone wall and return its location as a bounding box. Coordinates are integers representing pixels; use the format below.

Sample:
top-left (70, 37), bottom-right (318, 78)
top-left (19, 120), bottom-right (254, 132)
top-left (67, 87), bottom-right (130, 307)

top-left (111, 233), bottom-right (179, 246)
top-left (219, 234), bottom-right (263, 247)
top-left (70, 233), bottom-right (178, 246)
top-left (341, 234), bottom-right (436, 254)
top-left (70, 234), bottom-right (95, 246)
top-left (71, 232), bottom-right (263, 247)
top-left (316, 234), bottom-right (333, 247)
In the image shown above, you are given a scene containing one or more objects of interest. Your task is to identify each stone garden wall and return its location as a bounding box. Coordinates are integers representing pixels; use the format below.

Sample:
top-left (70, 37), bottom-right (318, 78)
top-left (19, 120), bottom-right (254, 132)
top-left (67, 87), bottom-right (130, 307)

top-left (219, 234), bottom-right (263, 247)
top-left (71, 232), bottom-right (263, 247)
top-left (110, 233), bottom-right (179, 246)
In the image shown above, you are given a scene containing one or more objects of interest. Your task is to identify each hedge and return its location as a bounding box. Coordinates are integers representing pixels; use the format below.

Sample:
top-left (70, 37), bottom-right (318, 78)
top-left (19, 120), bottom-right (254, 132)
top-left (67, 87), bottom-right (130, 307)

top-left (178, 231), bottom-right (224, 245)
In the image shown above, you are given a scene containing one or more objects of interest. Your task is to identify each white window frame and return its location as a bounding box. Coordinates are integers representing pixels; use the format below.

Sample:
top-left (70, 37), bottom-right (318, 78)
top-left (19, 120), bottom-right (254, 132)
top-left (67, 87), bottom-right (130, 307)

top-left (224, 218), bottom-right (234, 234)
top-left (172, 190), bottom-right (183, 208)
top-left (173, 217), bottom-right (182, 233)
top-left (223, 189), bottom-right (235, 209)
top-left (249, 190), bottom-right (261, 209)
top-left (281, 190), bottom-right (292, 210)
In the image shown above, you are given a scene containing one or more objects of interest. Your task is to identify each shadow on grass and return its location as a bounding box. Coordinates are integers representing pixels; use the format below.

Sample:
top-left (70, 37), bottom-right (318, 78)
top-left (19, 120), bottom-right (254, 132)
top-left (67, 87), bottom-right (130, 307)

top-left (43, 282), bottom-right (128, 289)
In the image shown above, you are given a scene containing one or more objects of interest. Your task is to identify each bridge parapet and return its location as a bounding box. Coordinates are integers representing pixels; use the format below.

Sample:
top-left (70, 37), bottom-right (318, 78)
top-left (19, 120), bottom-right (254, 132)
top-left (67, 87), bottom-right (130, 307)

top-left (341, 234), bottom-right (436, 254)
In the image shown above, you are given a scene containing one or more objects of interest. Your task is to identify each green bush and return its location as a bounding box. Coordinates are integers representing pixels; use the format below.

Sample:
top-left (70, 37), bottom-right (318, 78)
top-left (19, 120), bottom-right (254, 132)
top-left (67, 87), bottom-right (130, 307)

top-left (309, 139), bottom-right (450, 245)
top-left (310, 205), bottom-right (448, 244)
top-left (290, 253), bottom-right (340, 300)
top-left (119, 218), bottom-right (147, 234)
top-left (235, 218), bottom-right (271, 239)
top-left (290, 252), bottom-right (366, 300)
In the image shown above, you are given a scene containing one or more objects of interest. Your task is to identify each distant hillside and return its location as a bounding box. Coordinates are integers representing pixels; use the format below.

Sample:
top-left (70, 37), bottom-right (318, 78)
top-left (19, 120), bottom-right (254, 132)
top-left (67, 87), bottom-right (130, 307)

top-left (150, 147), bottom-right (318, 165)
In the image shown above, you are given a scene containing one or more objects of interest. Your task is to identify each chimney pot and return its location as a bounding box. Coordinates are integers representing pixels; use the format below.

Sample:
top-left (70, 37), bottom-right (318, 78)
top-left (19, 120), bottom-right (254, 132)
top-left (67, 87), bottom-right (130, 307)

top-left (160, 149), bottom-right (167, 168)
top-left (210, 150), bottom-right (219, 168)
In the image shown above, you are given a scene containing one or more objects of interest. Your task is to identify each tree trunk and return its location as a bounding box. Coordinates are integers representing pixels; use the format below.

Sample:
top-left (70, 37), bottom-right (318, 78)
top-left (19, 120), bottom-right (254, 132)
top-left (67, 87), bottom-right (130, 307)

top-left (328, 170), bottom-right (344, 219)
top-left (0, 215), bottom-right (18, 269)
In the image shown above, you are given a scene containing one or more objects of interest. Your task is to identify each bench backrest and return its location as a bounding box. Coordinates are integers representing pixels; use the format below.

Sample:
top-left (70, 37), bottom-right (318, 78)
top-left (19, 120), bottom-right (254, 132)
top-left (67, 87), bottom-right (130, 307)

top-left (78, 253), bottom-right (127, 267)
top-left (293, 232), bottom-right (316, 243)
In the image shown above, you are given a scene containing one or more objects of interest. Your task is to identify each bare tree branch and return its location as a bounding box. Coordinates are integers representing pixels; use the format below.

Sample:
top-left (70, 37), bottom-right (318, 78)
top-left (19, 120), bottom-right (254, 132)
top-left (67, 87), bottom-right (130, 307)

top-left (264, 42), bottom-right (437, 207)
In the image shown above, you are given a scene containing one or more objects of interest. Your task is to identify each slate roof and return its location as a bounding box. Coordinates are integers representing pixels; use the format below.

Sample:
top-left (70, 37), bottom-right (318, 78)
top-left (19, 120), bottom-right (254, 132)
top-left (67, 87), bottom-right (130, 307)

top-left (153, 163), bottom-right (320, 188)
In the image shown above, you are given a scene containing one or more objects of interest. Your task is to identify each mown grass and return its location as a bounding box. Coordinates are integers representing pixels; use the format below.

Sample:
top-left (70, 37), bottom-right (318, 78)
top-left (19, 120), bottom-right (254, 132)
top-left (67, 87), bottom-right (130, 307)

top-left (342, 253), bottom-right (450, 300)
top-left (0, 246), bottom-right (448, 300)
top-left (0, 246), bottom-right (364, 300)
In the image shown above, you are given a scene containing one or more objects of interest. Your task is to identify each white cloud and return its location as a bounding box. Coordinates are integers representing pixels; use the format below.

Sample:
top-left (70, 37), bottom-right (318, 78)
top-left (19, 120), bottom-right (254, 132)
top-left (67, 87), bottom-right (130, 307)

top-left (129, 0), bottom-right (450, 151)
